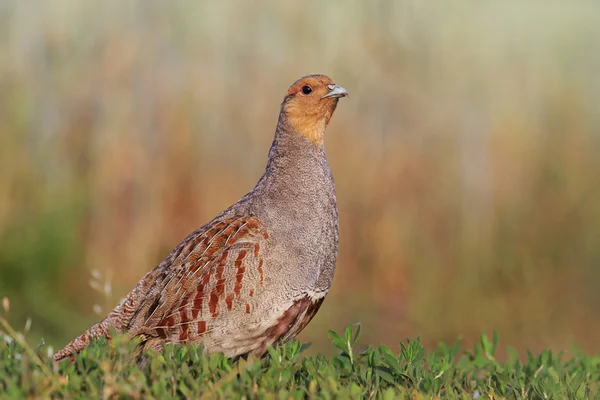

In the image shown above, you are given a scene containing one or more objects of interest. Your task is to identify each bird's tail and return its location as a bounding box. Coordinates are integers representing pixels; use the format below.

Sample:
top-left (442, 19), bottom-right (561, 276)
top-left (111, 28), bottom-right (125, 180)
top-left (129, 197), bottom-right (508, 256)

top-left (53, 318), bottom-right (115, 362)
top-left (53, 274), bottom-right (149, 362)
top-left (52, 293), bottom-right (135, 362)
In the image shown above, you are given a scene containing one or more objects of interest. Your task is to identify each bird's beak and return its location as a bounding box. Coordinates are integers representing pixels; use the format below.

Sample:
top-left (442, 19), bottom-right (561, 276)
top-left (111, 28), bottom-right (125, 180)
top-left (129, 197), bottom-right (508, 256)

top-left (322, 84), bottom-right (349, 99)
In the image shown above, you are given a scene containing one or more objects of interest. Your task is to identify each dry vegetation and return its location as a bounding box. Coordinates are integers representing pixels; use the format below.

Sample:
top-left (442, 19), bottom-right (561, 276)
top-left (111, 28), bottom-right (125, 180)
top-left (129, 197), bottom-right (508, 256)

top-left (1, 1), bottom-right (599, 357)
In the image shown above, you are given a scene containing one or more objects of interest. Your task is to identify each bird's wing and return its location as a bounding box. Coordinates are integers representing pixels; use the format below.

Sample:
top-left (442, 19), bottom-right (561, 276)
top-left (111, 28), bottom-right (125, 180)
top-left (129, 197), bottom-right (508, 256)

top-left (124, 215), bottom-right (269, 343)
top-left (53, 215), bottom-right (269, 362)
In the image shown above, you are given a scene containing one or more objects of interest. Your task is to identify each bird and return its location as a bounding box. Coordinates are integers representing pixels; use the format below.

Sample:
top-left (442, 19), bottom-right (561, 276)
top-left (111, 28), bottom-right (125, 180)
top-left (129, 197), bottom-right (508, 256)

top-left (53, 74), bottom-right (348, 362)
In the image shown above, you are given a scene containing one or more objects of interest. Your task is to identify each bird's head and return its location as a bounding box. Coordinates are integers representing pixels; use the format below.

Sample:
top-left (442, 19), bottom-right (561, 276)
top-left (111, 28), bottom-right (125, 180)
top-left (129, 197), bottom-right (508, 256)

top-left (281, 74), bottom-right (348, 145)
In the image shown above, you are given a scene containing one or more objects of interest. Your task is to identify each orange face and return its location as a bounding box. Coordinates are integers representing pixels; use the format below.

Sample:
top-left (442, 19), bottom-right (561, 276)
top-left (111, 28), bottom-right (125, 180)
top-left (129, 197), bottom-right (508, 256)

top-left (282, 75), bottom-right (348, 145)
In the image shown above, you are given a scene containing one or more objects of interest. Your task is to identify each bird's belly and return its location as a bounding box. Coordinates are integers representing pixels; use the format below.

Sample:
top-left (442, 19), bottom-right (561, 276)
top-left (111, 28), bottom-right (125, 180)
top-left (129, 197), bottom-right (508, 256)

top-left (197, 291), bottom-right (326, 358)
top-left (265, 292), bottom-right (326, 344)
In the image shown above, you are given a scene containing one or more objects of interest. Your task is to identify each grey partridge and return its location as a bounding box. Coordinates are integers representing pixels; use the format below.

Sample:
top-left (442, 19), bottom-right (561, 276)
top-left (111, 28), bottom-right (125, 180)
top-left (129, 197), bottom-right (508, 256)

top-left (54, 74), bottom-right (348, 362)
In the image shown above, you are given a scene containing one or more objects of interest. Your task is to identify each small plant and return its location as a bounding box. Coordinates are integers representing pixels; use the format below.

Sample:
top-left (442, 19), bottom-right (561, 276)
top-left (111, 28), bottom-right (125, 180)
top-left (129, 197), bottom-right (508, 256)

top-left (1, 318), bottom-right (599, 399)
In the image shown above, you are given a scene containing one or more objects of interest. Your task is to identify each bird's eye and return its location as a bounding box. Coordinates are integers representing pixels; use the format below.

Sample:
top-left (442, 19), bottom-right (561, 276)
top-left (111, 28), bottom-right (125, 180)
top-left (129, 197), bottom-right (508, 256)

top-left (301, 86), bottom-right (312, 95)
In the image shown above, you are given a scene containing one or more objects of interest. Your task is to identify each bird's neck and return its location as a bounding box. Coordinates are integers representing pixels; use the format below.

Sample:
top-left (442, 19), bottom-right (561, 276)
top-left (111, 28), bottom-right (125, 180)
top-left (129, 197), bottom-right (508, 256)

top-left (268, 112), bottom-right (328, 171)
top-left (255, 112), bottom-right (334, 198)
top-left (285, 110), bottom-right (327, 145)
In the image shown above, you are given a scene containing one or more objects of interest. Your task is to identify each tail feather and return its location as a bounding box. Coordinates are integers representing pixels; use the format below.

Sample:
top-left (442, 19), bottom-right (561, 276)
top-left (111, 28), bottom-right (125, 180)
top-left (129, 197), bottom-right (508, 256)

top-left (53, 319), bottom-right (113, 362)
top-left (53, 254), bottom-right (176, 362)
top-left (53, 280), bottom-right (148, 362)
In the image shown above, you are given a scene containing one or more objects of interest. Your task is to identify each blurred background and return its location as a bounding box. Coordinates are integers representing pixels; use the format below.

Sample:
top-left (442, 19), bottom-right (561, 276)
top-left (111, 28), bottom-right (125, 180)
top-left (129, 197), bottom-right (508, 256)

top-left (1, 1), bottom-right (600, 358)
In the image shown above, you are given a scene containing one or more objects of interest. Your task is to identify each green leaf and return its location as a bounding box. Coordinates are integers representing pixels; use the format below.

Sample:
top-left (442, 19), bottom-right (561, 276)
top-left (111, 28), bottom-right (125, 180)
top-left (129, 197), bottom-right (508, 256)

top-left (328, 330), bottom-right (346, 353)
top-left (344, 325), bottom-right (353, 344)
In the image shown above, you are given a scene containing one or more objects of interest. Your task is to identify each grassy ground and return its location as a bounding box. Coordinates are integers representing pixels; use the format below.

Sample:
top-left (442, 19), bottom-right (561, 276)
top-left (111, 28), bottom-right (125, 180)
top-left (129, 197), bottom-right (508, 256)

top-left (1, 316), bottom-right (599, 399)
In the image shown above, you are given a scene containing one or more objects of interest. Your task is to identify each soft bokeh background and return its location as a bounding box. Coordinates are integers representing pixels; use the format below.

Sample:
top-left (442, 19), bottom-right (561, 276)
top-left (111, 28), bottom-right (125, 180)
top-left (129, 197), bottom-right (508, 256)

top-left (2, 1), bottom-right (600, 357)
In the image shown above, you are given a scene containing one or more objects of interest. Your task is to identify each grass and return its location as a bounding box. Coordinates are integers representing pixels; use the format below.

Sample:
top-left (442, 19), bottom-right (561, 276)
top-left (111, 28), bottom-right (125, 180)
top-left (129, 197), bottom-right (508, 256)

top-left (1, 318), bottom-right (599, 399)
